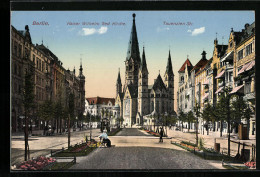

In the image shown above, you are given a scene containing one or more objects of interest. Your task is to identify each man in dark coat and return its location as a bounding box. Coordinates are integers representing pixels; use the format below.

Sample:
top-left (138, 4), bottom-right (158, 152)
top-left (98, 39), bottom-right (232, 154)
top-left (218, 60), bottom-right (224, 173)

top-left (159, 127), bottom-right (164, 143)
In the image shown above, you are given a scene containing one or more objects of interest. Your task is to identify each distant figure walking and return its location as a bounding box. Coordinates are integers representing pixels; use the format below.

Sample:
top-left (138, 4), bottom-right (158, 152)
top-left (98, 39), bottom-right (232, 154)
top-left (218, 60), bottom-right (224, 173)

top-left (159, 127), bottom-right (164, 143)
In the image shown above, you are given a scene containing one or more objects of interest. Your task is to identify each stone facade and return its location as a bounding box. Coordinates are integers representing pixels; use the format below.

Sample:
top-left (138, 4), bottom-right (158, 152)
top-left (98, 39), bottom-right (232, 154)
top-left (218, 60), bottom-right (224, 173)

top-left (11, 25), bottom-right (85, 132)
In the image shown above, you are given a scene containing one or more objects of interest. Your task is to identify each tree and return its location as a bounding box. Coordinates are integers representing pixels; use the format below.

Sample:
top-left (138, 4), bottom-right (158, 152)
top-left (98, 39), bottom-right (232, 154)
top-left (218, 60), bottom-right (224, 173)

top-left (67, 93), bottom-right (75, 148)
top-left (186, 111), bottom-right (196, 133)
top-left (193, 102), bottom-right (201, 146)
top-left (178, 110), bottom-right (186, 132)
top-left (78, 111), bottom-right (84, 131)
top-left (39, 100), bottom-right (54, 134)
top-left (201, 103), bottom-right (213, 135)
top-left (22, 68), bottom-right (35, 161)
top-left (218, 87), bottom-right (233, 156)
top-left (243, 105), bottom-right (254, 139)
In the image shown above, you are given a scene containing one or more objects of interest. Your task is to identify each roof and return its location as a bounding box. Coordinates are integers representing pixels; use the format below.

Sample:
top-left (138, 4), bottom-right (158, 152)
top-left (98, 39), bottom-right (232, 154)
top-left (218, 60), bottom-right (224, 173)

top-left (236, 22), bottom-right (255, 46)
top-left (36, 44), bottom-right (59, 61)
top-left (86, 97), bottom-right (115, 105)
top-left (191, 58), bottom-right (208, 74)
top-left (216, 45), bottom-right (228, 57)
top-left (196, 58), bottom-right (213, 75)
top-left (178, 59), bottom-right (193, 72)
top-left (152, 74), bottom-right (167, 91)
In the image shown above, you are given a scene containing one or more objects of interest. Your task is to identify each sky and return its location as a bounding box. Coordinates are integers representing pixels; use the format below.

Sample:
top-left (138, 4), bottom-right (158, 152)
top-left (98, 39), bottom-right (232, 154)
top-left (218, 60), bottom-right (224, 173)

top-left (11, 11), bottom-right (255, 112)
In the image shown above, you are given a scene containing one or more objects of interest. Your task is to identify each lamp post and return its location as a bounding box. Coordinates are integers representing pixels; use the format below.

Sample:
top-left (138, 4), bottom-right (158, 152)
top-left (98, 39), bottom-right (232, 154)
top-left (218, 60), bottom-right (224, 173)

top-left (90, 115), bottom-right (92, 141)
top-left (165, 112), bottom-right (168, 136)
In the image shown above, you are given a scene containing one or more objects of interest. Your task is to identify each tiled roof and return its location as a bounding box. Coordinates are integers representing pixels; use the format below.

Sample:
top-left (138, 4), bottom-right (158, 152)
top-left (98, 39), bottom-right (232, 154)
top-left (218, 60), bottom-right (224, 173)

top-left (86, 97), bottom-right (115, 105)
top-left (178, 59), bottom-right (193, 72)
top-left (36, 44), bottom-right (59, 61)
top-left (191, 58), bottom-right (208, 74)
top-left (236, 22), bottom-right (255, 46)
top-left (196, 58), bottom-right (213, 75)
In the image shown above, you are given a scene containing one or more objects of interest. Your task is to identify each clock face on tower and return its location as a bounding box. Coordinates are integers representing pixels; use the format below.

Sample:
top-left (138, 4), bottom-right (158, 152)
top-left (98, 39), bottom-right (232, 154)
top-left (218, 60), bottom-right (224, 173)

top-left (124, 99), bottom-right (130, 116)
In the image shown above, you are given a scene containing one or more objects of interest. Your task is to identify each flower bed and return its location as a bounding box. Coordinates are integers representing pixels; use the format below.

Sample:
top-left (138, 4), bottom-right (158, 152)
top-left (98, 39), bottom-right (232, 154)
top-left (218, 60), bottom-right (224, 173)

top-left (180, 141), bottom-right (197, 147)
top-left (53, 141), bottom-right (100, 157)
top-left (143, 129), bottom-right (160, 137)
top-left (16, 156), bottom-right (56, 170)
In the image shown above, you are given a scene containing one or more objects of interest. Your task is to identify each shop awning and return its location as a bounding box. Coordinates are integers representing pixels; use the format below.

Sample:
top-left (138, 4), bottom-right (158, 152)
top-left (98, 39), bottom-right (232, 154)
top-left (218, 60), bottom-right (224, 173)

top-left (237, 61), bottom-right (252, 75)
top-left (245, 60), bottom-right (255, 71)
top-left (202, 93), bottom-right (209, 100)
top-left (230, 85), bottom-right (244, 94)
top-left (215, 70), bottom-right (225, 79)
top-left (221, 51), bottom-right (234, 62)
top-left (215, 86), bottom-right (224, 94)
top-left (203, 79), bottom-right (209, 85)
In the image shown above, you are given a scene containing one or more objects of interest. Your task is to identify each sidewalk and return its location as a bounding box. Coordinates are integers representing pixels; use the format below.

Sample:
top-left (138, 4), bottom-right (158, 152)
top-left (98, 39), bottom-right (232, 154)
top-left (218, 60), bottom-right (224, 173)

top-left (166, 126), bottom-right (256, 158)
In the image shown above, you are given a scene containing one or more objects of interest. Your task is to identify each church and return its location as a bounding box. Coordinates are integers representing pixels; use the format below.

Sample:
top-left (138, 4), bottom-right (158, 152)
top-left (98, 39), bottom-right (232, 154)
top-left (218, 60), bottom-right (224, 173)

top-left (115, 14), bottom-right (175, 127)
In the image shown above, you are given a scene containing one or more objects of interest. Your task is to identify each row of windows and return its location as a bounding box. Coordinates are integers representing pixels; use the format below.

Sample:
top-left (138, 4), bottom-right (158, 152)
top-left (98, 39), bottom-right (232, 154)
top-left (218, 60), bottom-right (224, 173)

top-left (237, 42), bottom-right (254, 61)
top-left (13, 63), bottom-right (22, 76)
top-left (13, 82), bottom-right (22, 94)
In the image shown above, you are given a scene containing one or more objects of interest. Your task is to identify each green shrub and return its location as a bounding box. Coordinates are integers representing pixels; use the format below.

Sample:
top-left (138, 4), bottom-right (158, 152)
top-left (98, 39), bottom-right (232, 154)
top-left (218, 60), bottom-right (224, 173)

top-left (181, 141), bottom-right (197, 147)
top-left (198, 137), bottom-right (205, 150)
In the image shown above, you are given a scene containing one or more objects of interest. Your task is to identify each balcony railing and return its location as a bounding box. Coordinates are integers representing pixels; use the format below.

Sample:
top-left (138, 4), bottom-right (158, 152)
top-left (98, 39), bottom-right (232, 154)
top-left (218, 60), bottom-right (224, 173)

top-left (243, 92), bottom-right (255, 101)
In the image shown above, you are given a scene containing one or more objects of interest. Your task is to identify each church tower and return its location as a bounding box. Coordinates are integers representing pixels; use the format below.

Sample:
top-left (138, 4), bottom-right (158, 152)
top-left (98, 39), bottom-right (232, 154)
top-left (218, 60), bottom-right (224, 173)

top-left (116, 68), bottom-right (122, 97)
top-left (78, 59), bottom-right (86, 113)
top-left (138, 46), bottom-right (149, 118)
top-left (124, 13), bottom-right (141, 91)
top-left (164, 50), bottom-right (174, 113)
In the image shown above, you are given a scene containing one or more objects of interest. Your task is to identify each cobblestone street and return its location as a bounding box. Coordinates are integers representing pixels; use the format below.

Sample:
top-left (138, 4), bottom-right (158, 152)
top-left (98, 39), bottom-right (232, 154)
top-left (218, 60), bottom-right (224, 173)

top-left (12, 127), bottom-right (248, 169)
top-left (71, 147), bottom-right (217, 169)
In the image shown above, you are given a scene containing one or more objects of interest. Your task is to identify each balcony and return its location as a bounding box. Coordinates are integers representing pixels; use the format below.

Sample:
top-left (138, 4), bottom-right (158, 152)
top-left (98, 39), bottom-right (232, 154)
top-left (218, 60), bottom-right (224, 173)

top-left (243, 92), bottom-right (255, 101)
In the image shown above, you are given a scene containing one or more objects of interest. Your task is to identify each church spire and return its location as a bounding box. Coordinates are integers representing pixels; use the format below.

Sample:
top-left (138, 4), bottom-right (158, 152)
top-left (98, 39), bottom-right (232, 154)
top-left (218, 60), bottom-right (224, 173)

top-left (79, 58), bottom-right (83, 75)
top-left (117, 68), bottom-right (122, 85)
top-left (140, 46), bottom-right (148, 71)
top-left (166, 50), bottom-right (174, 76)
top-left (126, 13), bottom-right (140, 62)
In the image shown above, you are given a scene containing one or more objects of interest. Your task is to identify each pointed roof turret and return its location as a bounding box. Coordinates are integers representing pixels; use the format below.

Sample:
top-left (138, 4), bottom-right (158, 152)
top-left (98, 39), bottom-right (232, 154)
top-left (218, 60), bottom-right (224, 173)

top-left (201, 50), bottom-right (207, 60)
top-left (126, 13), bottom-right (141, 62)
top-left (116, 68), bottom-right (122, 85)
top-left (78, 58), bottom-right (85, 79)
top-left (140, 46), bottom-right (148, 71)
top-left (165, 50), bottom-right (174, 76)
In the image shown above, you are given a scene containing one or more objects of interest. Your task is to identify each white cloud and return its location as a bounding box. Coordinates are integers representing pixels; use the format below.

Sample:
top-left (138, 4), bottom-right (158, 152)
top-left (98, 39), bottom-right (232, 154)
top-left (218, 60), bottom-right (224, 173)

top-left (79, 26), bottom-right (108, 36)
top-left (187, 27), bottom-right (205, 36)
top-left (98, 26), bottom-right (108, 34)
top-left (157, 27), bottom-right (170, 32)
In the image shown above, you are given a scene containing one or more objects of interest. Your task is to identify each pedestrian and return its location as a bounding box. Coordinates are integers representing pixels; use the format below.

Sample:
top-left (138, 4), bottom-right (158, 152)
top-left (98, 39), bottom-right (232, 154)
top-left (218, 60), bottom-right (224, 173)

top-left (159, 127), bottom-right (164, 143)
top-left (29, 125), bottom-right (32, 134)
top-left (99, 129), bottom-right (111, 147)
